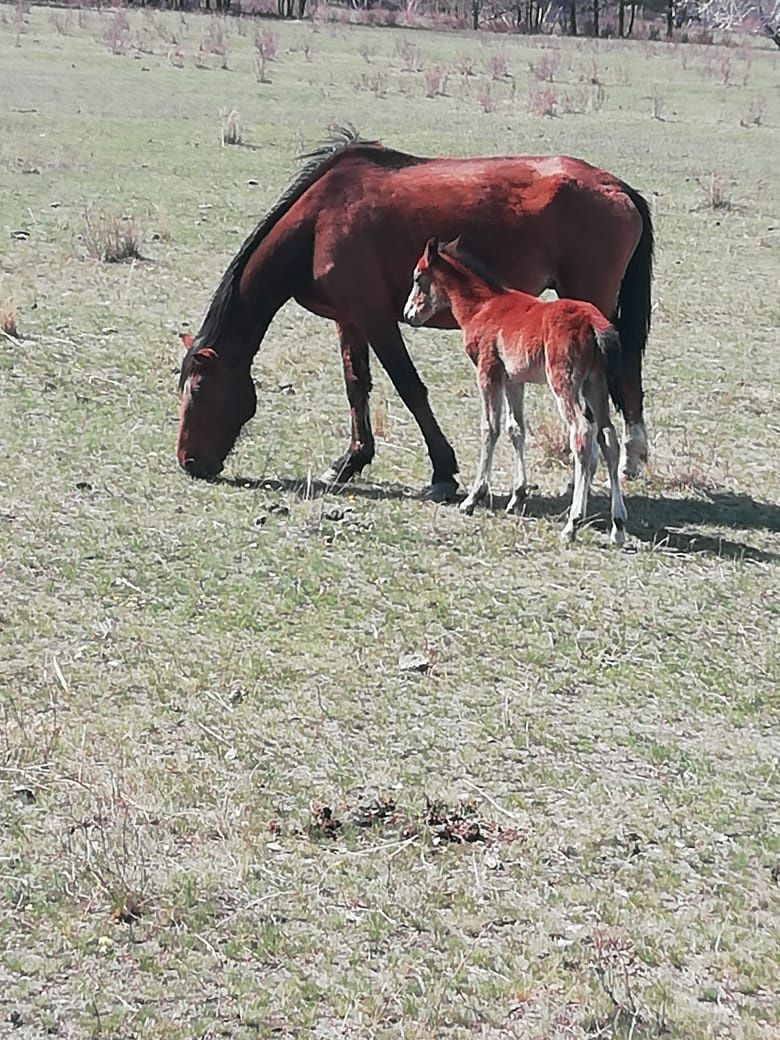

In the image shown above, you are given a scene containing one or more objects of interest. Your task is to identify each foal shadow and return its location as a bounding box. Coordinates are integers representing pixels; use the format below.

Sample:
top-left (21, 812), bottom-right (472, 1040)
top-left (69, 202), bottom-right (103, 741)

top-left (222, 475), bottom-right (780, 564)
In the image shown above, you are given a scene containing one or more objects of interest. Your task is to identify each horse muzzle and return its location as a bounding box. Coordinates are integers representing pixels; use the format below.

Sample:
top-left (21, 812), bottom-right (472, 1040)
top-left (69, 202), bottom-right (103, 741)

top-left (180, 456), bottom-right (224, 479)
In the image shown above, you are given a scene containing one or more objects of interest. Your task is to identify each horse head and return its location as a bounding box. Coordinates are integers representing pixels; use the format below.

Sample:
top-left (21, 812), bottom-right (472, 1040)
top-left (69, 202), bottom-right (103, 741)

top-left (403, 236), bottom-right (452, 326)
top-left (176, 333), bottom-right (257, 478)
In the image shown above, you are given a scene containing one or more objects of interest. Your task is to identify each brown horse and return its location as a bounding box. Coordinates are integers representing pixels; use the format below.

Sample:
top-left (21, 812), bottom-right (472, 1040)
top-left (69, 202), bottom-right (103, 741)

top-left (404, 237), bottom-right (628, 544)
top-left (177, 127), bottom-right (653, 500)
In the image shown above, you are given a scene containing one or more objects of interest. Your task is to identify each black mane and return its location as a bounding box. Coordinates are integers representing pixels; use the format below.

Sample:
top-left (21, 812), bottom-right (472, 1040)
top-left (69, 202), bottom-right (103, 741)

top-left (442, 241), bottom-right (509, 295)
top-left (185, 125), bottom-right (431, 384)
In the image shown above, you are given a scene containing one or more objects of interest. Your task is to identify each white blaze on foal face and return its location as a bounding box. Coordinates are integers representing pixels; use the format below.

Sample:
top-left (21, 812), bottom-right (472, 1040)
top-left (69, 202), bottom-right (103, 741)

top-left (404, 265), bottom-right (440, 326)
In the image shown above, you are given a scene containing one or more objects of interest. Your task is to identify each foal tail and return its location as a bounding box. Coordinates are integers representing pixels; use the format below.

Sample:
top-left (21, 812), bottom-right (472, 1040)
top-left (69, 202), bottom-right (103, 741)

top-left (613, 183), bottom-right (654, 414)
top-left (594, 323), bottom-right (623, 414)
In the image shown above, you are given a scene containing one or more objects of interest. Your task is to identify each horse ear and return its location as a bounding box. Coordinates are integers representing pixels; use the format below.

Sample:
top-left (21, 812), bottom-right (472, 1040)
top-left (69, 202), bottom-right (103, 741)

top-left (179, 333), bottom-right (194, 350)
top-left (424, 237), bottom-right (439, 262)
top-left (191, 347), bottom-right (218, 369)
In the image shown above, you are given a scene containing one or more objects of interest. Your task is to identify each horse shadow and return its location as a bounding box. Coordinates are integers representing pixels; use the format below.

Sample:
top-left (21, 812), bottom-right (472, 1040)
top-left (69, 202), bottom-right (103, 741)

top-left (221, 475), bottom-right (780, 564)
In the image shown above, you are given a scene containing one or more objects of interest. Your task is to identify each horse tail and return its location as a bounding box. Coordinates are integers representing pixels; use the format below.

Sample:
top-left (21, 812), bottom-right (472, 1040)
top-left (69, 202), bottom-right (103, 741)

top-left (613, 183), bottom-right (654, 415)
top-left (594, 322), bottom-right (624, 415)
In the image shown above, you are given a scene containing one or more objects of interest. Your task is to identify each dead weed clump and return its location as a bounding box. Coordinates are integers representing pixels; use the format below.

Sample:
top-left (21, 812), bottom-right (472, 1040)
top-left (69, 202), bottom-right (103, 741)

top-left (80, 209), bottom-right (144, 263)
top-left (220, 109), bottom-right (243, 146)
top-left (1, 303), bottom-right (20, 338)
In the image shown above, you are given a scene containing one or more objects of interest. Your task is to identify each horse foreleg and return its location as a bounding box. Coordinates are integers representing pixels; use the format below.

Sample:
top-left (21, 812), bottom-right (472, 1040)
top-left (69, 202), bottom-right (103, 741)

top-left (504, 380), bottom-right (529, 514)
top-left (364, 321), bottom-right (459, 501)
top-left (321, 324), bottom-right (376, 484)
top-left (461, 372), bottom-right (504, 516)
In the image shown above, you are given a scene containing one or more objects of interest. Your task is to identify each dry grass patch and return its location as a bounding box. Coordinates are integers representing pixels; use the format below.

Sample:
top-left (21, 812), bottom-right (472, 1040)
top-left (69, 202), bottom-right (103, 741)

top-left (80, 208), bottom-right (144, 263)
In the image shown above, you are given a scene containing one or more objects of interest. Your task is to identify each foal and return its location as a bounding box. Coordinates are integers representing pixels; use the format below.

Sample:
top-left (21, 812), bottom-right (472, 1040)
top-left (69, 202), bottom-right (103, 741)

top-left (404, 237), bottom-right (628, 544)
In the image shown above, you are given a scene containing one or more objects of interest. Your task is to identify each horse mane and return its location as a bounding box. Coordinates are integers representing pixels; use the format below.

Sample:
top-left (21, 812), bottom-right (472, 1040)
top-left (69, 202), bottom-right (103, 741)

top-left (439, 241), bottom-right (509, 295)
top-left (190, 125), bottom-right (422, 365)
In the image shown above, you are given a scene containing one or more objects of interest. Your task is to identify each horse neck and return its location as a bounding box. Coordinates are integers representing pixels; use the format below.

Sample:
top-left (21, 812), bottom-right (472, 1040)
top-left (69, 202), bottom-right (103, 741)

top-left (213, 216), bottom-right (314, 366)
top-left (435, 269), bottom-right (496, 327)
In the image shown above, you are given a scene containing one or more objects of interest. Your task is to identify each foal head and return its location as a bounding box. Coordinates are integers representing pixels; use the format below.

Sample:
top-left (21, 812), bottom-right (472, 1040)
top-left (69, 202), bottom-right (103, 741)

top-left (403, 237), bottom-right (452, 326)
top-left (176, 334), bottom-right (257, 478)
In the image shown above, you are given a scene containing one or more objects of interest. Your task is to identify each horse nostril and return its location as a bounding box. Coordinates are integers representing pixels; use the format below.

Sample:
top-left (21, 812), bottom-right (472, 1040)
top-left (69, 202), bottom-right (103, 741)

top-left (182, 457), bottom-right (223, 479)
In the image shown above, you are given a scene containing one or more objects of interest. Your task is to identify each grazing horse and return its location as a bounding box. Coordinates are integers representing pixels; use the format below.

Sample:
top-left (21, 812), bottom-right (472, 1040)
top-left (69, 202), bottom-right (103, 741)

top-left (404, 237), bottom-right (628, 544)
top-left (177, 127), bottom-right (653, 499)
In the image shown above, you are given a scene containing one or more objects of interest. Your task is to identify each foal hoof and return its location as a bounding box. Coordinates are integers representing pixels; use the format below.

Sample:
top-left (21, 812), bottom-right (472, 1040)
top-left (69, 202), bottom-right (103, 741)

top-left (425, 479), bottom-right (459, 503)
top-left (560, 525), bottom-right (576, 544)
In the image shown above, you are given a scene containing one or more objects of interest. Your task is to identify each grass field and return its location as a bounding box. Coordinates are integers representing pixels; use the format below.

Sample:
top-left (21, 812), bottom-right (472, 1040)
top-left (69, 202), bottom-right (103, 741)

top-left (1, 6), bottom-right (779, 1038)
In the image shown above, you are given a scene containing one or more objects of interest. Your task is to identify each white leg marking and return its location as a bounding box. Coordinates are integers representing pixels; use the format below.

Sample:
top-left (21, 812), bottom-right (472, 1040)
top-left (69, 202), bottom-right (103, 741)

top-left (461, 378), bottom-right (504, 515)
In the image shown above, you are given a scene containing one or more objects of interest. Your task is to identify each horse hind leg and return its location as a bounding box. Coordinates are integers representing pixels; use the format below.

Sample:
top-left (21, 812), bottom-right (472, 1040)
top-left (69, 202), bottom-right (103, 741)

top-left (504, 380), bottom-right (529, 514)
top-left (321, 324), bottom-right (376, 484)
top-left (587, 376), bottom-right (628, 545)
top-left (461, 371), bottom-right (504, 515)
top-left (557, 398), bottom-right (594, 544)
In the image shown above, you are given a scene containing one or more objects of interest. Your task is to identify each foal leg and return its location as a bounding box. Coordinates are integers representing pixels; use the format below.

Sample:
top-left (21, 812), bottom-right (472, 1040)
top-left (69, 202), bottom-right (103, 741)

top-left (365, 320), bottom-right (459, 501)
top-left (587, 376), bottom-right (628, 546)
top-left (321, 324), bottom-right (376, 484)
top-left (557, 399), bottom-right (594, 543)
top-left (504, 380), bottom-right (529, 514)
top-left (461, 374), bottom-right (504, 516)
top-left (556, 272), bottom-right (648, 480)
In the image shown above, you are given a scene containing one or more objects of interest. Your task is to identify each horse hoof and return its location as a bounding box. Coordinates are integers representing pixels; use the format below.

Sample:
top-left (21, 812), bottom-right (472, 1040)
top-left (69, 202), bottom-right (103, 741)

top-left (319, 465), bottom-right (353, 485)
top-left (611, 526), bottom-right (626, 547)
top-left (560, 526), bottom-right (576, 544)
top-left (460, 499), bottom-right (476, 516)
top-left (425, 480), bottom-right (459, 503)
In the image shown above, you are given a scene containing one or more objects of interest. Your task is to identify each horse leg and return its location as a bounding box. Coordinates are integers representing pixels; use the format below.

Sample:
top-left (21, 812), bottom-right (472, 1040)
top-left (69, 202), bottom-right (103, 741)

top-left (504, 380), bottom-right (529, 514)
top-left (364, 321), bottom-right (459, 501)
top-left (587, 376), bottom-right (628, 546)
top-left (321, 324), bottom-right (375, 484)
top-left (556, 273), bottom-right (648, 480)
top-left (618, 348), bottom-right (648, 481)
top-left (461, 370), bottom-right (504, 516)
top-left (556, 395), bottom-right (594, 543)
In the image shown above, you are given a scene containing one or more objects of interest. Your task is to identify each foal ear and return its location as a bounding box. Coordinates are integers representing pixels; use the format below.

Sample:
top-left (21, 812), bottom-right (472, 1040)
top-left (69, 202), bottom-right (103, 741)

top-left (179, 332), bottom-right (194, 350)
top-left (424, 236), bottom-right (439, 262)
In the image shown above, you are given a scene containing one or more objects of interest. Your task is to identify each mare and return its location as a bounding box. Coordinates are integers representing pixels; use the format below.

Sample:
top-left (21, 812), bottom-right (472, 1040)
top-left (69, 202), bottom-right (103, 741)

top-left (404, 237), bottom-right (628, 544)
top-left (177, 127), bottom-right (653, 500)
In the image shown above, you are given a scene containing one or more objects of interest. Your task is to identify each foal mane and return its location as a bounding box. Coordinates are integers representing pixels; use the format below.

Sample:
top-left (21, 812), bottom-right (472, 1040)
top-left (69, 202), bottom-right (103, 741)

top-left (439, 241), bottom-right (509, 295)
top-left (188, 125), bottom-right (423, 372)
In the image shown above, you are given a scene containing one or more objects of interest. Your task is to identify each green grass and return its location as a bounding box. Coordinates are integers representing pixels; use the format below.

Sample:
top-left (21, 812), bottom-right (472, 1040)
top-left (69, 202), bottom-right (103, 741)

top-left (1, 7), bottom-right (779, 1038)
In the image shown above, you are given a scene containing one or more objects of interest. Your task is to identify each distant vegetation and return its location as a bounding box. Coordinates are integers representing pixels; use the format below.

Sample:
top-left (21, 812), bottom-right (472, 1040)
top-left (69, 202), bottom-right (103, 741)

top-left (14, 0), bottom-right (780, 39)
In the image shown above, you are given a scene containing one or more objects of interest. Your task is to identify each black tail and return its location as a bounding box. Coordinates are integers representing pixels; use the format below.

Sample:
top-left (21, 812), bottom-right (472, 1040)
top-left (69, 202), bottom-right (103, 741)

top-left (594, 324), bottom-right (624, 414)
top-left (613, 183), bottom-right (654, 416)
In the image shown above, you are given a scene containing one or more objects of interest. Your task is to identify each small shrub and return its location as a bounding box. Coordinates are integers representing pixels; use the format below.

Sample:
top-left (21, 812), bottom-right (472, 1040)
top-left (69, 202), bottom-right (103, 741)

top-left (477, 84), bottom-right (495, 112)
top-left (168, 43), bottom-right (185, 68)
top-left (718, 55), bottom-right (732, 86)
top-left (253, 28), bottom-right (279, 82)
top-left (532, 415), bottom-right (569, 467)
top-left (220, 109), bottom-right (243, 147)
top-left (103, 11), bottom-right (130, 55)
top-left (302, 36), bottom-right (313, 62)
top-left (423, 66), bottom-right (447, 98)
top-left (456, 53), bottom-right (475, 77)
top-left (559, 88), bottom-right (588, 115)
top-left (651, 91), bottom-right (664, 120)
top-left (739, 98), bottom-right (765, 127)
top-left (394, 37), bottom-right (421, 72)
top-left (529, 51), bottom-right (560, 82)
top-left (81, 210), bottom-right (143, 263)
top-left (49, 10), bottom-right (72, 35)
top-left (698, 174), bottom-right (732, 211)
top-left (0, 304), bottom-right (19, 339)
top-left (358, 42), bottom-right (374, 64)
top-left (488, 52), bottom-right (508, 80)
top-left (529, 85), bottom-right (557, 117)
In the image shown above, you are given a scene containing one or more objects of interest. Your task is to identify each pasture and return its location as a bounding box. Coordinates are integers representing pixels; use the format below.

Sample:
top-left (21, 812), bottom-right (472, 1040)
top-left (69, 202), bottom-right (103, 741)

top-left (1, 6), bottom-right (779, 1037)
